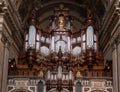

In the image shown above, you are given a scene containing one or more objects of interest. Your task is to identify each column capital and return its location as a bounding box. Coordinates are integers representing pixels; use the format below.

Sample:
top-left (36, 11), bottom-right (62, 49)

top-left (0, 32), bottom-right (11, 49)
top-left (114, 3), bottom-right (120, 16)
top-left (0, 32), bottom-right (7, 44)
top-left (0, 0), bottom-right (7, 13)
top-left (110, 32), bottom-right (120, 51)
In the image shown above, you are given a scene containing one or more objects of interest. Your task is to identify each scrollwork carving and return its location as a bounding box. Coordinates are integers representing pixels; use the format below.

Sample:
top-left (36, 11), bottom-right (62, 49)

top-left (0, 0), bottom-right (7, 13)
top-left (0, 32), bottom-right (11, 49)
top-left (110, 32), bottom-right (120, 50)
top-left (1, 32), bottom-right (7, 44)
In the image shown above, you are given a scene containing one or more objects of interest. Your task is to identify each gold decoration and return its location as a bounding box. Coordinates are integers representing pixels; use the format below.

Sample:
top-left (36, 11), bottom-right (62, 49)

top-left (59, 16), bottom-right (64, 30)
top-left (76, 70), bottom-right (82, 77)
top-left (38, 70), bottom-right (44, 77)
top-left (93, 81), bottom-right (104, 89)
top-left (59, 4), bottom-right (64, 9)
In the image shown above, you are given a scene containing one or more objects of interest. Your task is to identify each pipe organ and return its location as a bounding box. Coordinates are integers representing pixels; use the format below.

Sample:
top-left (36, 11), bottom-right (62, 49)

top-left (8, 5), bottom-right (112, 92)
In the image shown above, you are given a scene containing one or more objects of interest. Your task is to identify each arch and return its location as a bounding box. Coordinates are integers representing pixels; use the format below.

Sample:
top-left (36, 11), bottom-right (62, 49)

top-left (37, 1), bottom-right (86, 17)
top-left (36, 0), bottom-right (105, 24)
top-left (76, 81), bottom-right (82, 92)
top-left (38, 79), bottom-right (45, 85)
top-left (48, 88), bottom-right (70, 92)
top-left (38, 81), bottom-right (44, 92)
top-left (74, 79), bottom-right (81, 85)
top-left (37, 1), bottom-right (86, 28)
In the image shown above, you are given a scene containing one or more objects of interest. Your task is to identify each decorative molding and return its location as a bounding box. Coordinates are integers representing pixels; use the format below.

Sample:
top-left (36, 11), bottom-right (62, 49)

top-left (100, 2), bottom-right (120, 52)
top-left (1, 32), bottom-right (7, 44)
top-left (110, 30), bottom-right (120, 51)
top-left (0, 0), bottom-right (7, 13)
top-left (0, 0), bottom-right (23, 51)
top-left (0, 31), bottom-right (12, 50)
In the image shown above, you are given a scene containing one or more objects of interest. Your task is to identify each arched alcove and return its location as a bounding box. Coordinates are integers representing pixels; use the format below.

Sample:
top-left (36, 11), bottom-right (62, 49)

top-left (48, 88), bottom-right (70, 92)
top-left (76, 82), bottom-right (82, 92)
top-left (38, 81), bottom-right (44, 92)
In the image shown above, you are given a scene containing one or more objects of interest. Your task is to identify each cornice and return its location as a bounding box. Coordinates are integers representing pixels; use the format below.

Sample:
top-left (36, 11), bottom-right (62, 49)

top-left (101, 2), bottom-right (119, 33)
top-left (110, 28), bottom-right (120, 51)
top-left (101, 3), bottom-right (119, 35)
top-left (0, 1), bottom-right (23, 53)
top-left (100, 2), bottom-right (120, 51)
top-left (2, 2), bottom-right (23, 49)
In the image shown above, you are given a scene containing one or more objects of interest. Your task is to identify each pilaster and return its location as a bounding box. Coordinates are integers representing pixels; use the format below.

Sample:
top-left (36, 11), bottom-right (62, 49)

top-left (0, 12), bottom-right (5, 91)
top-left (0, 11), bottom-right (11, 92)
top-left (0, 33), bottom-right (5, 92)
top-left (111, 32), bottom-right (120, 92)
top-left (0, 31), bottom-right (11, 92)
top-left (1, 38), bottom-right (10, 92)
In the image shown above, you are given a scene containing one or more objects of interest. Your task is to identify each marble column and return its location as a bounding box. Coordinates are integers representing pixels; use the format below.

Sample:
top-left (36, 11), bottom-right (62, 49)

top-left (112, 35), bottom-right (120, 92)
top-left (118, 43), bottom-right (120, 92)
top-left (0, 32), bottom-right (5, 92)
top-left (0, 13), bottom-right (11, 91)
top-left (111, 2), bottom-right (120, 91)
top-left (1, 41), bottom-right (10, 92)
top-left (112, 43), bottom-right (118, 92)
top-left (0, 33), bottom-right (10, 92)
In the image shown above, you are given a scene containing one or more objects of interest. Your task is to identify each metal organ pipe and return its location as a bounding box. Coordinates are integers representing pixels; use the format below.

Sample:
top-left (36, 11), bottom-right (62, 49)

top-left (36, 34), bottom-right (40, 51)
top-left (66, 21), bottom-right (71, 30)
top-left (52, 21), bottom-right (56, 30)
top-left (82, 34), bottom-right (86, 52)
top-left (58, 66), bottom-right (62, 79)
top-left (67, 36), bottom-right (71, 52)
top-left (47, 70), bottom-right (51, 80)
top-left (28, 25), bottom-right (36, 48)
top-left (69, 70), bottom-right (73, 80)
top-left (25, 34), bottom-right (28, 50)
top-left (51, 36), bottom-right (55, 52)
top-left (94, 34), bottom-right (97, 52)
top-left (86, 26), bottom-right (94, 49)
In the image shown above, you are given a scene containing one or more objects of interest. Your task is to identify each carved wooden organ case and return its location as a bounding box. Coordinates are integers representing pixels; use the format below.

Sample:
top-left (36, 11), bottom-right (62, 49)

top-left (8, 5), bottom-right (112, 92)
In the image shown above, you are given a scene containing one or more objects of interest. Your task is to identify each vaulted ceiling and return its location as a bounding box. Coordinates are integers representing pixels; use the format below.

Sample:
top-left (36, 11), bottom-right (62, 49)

top-left (17, 0), bottom-right (106, 31)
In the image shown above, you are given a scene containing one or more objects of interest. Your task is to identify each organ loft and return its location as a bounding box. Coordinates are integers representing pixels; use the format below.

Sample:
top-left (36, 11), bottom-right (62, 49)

top-left (0, 0), bottom-right (119, 92)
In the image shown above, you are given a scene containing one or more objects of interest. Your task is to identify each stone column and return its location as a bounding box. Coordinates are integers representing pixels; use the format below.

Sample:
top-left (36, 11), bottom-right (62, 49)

top-left (0, 13), bottom-right (11, 92)
top-left (0, 32), bottom-right (5, 92)
top-left (112, 34), bottom-right (120, 92)
top-left (0, 33), bottom-right (10, 92)
top-left (111, 1), bottom-right (120, 91)
top-left (118, 43), bottom-right (120, 92)
top-left (1, 41), bottom-right (10, 92)
top-left (112, 42), bottom-right (119, 92)
top-left (0, 12), bottom-right (8, 92)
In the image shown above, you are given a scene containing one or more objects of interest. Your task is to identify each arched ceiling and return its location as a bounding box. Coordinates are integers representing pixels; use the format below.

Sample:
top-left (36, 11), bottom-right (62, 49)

top-left (18, 0), bottom-right (105, 31)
